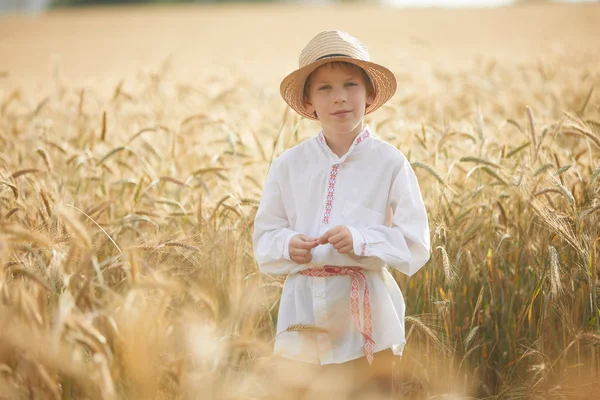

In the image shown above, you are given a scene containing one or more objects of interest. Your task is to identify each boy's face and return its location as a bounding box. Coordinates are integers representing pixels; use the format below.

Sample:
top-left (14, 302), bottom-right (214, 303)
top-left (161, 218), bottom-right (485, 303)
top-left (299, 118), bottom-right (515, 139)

top-left (304, 63), bottom-right (375, 135)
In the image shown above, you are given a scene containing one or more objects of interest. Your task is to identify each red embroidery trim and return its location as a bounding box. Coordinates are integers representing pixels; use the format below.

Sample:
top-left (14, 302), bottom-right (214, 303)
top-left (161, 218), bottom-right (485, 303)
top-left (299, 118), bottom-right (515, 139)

top-left (317, 127), bottom-right (371, 153)
top-left (318, 128), bottom-right (371, 225)
top-left (322, 164), bottom-right (339, 224)
top-left (358, 230), bottom-right (368, 256)
top-left (299, 266), bottom-right (375, 364)
top-left (318, 132), bottom-right (326, 146)
top-left (355, 129), bottom-right (370, 145)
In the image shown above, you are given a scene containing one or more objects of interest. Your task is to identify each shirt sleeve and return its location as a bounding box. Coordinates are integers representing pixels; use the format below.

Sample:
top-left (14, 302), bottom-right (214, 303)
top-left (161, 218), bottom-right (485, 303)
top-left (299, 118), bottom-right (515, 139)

top-left (346, 156), bottom-right (431, 276)
top-left (252, 158), bottom-right (301, 276)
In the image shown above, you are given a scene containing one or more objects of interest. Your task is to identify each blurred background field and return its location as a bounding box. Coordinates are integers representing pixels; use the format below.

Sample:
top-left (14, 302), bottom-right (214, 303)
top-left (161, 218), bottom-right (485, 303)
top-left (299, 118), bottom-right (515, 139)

top-left (1, 1), bottom-right (600, 399)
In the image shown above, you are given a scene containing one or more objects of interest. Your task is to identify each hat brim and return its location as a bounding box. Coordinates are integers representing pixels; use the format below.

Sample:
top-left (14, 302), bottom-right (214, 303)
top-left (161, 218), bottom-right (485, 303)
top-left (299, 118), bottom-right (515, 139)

top-left (280, 57), bottom-right (397, 121)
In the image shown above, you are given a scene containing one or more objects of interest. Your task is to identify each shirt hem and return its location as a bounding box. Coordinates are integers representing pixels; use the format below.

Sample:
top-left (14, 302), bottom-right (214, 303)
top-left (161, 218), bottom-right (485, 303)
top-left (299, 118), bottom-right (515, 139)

top-left (274, 341), bottom-right (406, 365)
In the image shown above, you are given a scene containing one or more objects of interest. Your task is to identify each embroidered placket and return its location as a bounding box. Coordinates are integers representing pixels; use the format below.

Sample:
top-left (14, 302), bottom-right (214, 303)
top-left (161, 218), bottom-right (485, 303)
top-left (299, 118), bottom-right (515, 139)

top-left (318, 128), bottom-right (371, 225)
top-left (322, 164), bottom-right (339, 224)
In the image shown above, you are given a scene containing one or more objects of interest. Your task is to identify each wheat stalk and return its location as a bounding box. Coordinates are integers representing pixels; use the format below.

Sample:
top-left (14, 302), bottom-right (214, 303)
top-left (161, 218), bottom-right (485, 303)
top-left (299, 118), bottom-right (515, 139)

top-left (276, 324), bottom-right (329, 339)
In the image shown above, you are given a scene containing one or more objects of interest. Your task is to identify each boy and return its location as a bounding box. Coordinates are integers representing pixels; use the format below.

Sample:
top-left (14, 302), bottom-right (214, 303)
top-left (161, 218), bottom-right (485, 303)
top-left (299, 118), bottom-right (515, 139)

top-left (253, 30), bottom-right (431, 398)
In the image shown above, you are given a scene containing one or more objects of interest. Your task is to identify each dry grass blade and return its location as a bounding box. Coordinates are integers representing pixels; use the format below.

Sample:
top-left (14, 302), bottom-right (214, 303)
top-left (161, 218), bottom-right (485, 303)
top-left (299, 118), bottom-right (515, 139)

top-left (2, 224), bottom-right (53, 247)
top-left (506, 119), bottom-right (523, 133)
top-left (9, 266), bottom-right (52, 292)
top-left (63, 204), bottom-right (122, 253)
top-left (54, 207), bottom-right (93, 250)
top-left (580, 204), bottom-right (600, 221)
top-left (159, 176), bottom-right (187, 187)
top-left (554, 164), bottom-right (572, 176)
top-left (412, 161), bottom-right (446, 186)
top-left (4, 208), bottom-right (20, 220)
top-left (157, 241), bottom-right (201, 253)
top-left (180, 112), bottom-right (210, 129)
top-left (553, 179), bottom-right (576, 207)
top-left (32, 97), bottom-right (50, 117)
top-left (0, 89), bottom-right (20, 115)
top-left (34, 362), bottom-right (61, 400)
top-left (579, 86), bottom-right (594, 115)
top-left (190, 167), bottom-right (230, 176)
top-left (505, 141), bottom-right (531, 158)
top-left (470, 286), bottom-right (484, 329)
top-left (437, 246), bottom-right (457, 285)
top-left (533, 163), bottom-right (554, 177)
top-left (94, 353), bottom-right (117, 400)
top-left (40, 189), bottom-right (52, 217)
top-left (128, 125), bottom-right (168, 144)
top-left (78, 88), bottom-right (85, 115)
top-left (534, 188), bottom-right (563, 198)
top-left (100, 110), bottom-right (107, 141)
top-left (42, 139), bottom-right (69, 155)
top-left (563, 112), bottom-right (600, 149)
top-left (481, 166), bottom-right (508, 186)
top-left (0, 180), bottom-right (18, 199)
top-left (526, 106), bottom-right (537, 161)
top-left (578, 332), bottom-right (600, 344)
top-left (459, 156), bottom-right (501, 169)
top-left (10, 168), bottom-right (40, 179)
top-left (405, 316), bottom-right (450, 355)
top-left (464, 326), bottom-right (479, 350)
top-left (277, 324), bottom-right (329, 338)
top-left (548, 246), bottom-right (563, 300)
top-left (96, 146), bottom-right (127, 167)
top-left (530, 200), bottom-right (581, 253)
top-left (565, 126), bottom-right (600, 149)
top-left (35, 148), bottom-right (53, 173)
top-left (591, 167), bottom-right (600, 185)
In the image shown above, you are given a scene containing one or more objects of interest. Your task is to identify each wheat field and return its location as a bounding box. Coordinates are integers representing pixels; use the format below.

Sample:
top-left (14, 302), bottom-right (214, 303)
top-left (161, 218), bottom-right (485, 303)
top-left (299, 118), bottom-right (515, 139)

top-left (1, 3), bottom-right (600, 399)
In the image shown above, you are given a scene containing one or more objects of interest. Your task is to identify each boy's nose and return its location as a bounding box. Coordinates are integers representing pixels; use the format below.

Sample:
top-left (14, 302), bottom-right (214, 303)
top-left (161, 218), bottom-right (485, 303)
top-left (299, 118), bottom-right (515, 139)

top-left (333, 88), bottom-right (347, 103)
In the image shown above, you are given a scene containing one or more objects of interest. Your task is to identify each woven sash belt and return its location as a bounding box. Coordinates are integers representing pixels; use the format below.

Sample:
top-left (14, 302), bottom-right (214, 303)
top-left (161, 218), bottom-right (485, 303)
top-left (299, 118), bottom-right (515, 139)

top-left (298, 266), bottom-right (375, 364)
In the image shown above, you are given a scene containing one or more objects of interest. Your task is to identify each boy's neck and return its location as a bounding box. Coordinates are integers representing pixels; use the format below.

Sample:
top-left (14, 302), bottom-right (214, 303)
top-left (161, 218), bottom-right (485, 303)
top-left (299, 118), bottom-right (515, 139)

top-left (321, 123), bottom-right (366, 158)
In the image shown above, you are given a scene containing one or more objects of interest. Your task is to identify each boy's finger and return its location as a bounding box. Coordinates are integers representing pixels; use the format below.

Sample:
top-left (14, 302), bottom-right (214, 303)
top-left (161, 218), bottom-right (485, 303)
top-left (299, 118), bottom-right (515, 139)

top-left (318, 229), bottom-right (336, 244)
top-left (291, 247), bottom-right (311, 256)
top-left (337, 245), bottom-right (353, 254)
top-left (327, 232), bottom-right (345, 245)
top-left (328, 233), bottom-right (341, 244)
top-left (294, 255), bottom-right (311, 264)
top-left (289, 248), bottom-right (304, 257)
top-left (295, 241), bottom-right (318, 250)
top-left (299, 235), bottom-right (319, 245)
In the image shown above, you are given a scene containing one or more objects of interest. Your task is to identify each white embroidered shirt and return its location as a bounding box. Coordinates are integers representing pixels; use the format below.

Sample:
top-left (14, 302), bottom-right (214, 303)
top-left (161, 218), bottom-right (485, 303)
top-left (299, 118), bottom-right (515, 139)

top-left (252, 126), bottom-right (430, 364)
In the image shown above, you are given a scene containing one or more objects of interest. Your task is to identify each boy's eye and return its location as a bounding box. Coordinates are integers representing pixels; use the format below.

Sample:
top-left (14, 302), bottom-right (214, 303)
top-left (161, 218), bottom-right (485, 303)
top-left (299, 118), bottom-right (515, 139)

top-left (345, 82), bottom-right (357, 87)
top-left (318, 86), bottom-right (330, 90)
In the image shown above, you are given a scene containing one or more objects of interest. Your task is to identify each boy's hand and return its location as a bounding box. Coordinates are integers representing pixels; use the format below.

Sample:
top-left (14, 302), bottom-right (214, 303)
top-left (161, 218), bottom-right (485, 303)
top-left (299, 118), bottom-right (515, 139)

top-left (289, 234), bottom-right (319, 264)
top-left (318, 226), bottom-right (353, 254)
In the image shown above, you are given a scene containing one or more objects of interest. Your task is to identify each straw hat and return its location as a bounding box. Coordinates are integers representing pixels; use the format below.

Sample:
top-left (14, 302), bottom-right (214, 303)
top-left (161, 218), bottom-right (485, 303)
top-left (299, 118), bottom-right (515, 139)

top-left (280, 30), bottom-right (397, 120)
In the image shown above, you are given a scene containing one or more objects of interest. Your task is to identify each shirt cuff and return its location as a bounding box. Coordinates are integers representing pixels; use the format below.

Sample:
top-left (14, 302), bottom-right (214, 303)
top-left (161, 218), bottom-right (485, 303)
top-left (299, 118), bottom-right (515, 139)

top-left (347, 226), bottom-right (368, 256)
top-left (282, 231), bottom-right (299, 261)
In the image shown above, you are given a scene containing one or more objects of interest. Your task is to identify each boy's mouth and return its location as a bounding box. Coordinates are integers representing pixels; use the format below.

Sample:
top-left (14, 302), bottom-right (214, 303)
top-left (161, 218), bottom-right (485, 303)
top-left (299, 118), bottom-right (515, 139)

top-left (332, 110), bottom-right (351, 116)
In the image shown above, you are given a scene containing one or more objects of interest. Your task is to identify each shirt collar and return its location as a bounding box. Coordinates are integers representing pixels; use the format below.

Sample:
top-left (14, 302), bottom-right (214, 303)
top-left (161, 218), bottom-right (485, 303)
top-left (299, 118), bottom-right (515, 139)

top-left (317, 126), bottom-right (372, 162)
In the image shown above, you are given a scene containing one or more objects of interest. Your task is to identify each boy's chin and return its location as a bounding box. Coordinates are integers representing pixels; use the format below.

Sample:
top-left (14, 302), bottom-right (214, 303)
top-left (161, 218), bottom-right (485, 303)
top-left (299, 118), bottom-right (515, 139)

top-left (323, 120), bottom-right (363, 132)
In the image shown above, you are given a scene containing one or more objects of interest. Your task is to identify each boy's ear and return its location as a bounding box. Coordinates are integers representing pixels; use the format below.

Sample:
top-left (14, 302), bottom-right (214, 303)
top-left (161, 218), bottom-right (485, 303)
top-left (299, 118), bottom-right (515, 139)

top-left (304, 96), bottom-right (315, 114)
top-left (366, 92), bottom-right (375, 107)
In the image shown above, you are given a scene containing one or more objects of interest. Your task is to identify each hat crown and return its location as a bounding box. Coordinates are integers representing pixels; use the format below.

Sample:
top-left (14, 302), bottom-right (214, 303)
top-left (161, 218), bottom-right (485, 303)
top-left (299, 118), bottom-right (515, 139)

top-left (298, 30), bottom-right (370, 68)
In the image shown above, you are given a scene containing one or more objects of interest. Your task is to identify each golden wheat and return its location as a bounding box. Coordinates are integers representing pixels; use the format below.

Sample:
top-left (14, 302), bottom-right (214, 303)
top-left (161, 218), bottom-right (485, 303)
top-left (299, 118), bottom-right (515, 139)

top-left (0, 5), bottom-right (599, 400)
